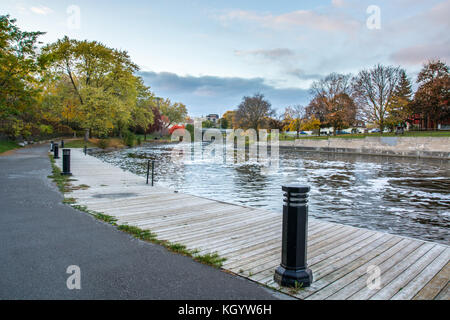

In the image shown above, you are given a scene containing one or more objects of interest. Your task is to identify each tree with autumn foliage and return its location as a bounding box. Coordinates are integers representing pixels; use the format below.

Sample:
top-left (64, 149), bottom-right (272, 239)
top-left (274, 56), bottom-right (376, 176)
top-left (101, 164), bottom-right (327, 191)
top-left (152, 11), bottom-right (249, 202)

top-left (412, 60), bottom-right (450, 130)
top-left (41, 36), bottom-right (154, 140)
top-left (308, 73), bottom-right (356, 136)
top-left (284, 105), bottom-right (305, 138)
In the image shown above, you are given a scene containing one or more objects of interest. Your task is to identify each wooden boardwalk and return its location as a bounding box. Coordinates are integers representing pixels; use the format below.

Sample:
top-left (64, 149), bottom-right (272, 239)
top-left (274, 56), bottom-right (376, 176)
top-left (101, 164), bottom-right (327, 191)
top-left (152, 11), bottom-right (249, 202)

top-left (55, 148), bottom-right (450, 300)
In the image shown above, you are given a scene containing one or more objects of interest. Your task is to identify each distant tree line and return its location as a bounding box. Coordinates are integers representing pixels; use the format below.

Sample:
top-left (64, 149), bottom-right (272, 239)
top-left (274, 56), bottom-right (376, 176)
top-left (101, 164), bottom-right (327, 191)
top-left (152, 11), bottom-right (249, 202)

top-left (220, 61), bottom-right (449, 135)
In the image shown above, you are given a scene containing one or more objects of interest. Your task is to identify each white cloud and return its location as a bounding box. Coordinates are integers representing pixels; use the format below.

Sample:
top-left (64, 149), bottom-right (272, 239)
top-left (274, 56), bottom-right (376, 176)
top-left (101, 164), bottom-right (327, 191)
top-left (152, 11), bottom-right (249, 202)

top-left (332, 0), bottom-right (346, 8)
top-left (30, 6), bottom-right (53, 15)
top-left (217, 9), bottom-right (360, 33)
top-left (234, 48), bottom-right (295, 60)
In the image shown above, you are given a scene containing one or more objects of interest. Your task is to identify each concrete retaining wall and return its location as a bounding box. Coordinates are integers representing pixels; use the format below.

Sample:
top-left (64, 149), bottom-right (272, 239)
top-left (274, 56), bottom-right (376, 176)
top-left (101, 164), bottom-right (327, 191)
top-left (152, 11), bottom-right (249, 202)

top-left (278, 137), bottom-right (450, 159)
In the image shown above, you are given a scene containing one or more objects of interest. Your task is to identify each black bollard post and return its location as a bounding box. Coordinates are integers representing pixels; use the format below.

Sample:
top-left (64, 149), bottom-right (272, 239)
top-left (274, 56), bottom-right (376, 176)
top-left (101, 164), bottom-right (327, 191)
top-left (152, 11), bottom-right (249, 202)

top-left (61, 140), bottom-right (64, 148)
top-left (274, 185), bottom-right (313, 288)
top-left (151, 160), bottom-right (155, 186)
top-left (84, 145), bottom-right (87, 156)
top-left (53, 143), bottom-right (60, 159)
top-left (61, 149), bottom-right (72, 176)
top-left (50, 141), bottom-right (54, 152)
top-left (146, 160), bottom-right (150, 185)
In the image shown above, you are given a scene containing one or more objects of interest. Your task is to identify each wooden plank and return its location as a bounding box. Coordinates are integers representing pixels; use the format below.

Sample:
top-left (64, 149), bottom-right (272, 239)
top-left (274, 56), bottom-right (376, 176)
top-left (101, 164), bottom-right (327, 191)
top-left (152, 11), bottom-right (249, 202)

top-left (434, 282), bottom-right (449, 300)
top-left (392, 249), bottom-right (450, 300)
top-left (413, 261), bottom-right (450, 300)
top-left (371, 245), bottom-right (445, 300)
top-left (348, 242), bottom-right (435, 300)
top-left (295, 238), bottom-right (420, 300)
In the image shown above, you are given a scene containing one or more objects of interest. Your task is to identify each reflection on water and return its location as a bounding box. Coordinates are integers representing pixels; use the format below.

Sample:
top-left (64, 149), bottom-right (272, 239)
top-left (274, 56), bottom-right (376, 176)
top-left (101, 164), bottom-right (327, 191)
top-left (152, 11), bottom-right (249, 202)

top-left (94, 143), bottom-right (450, 245)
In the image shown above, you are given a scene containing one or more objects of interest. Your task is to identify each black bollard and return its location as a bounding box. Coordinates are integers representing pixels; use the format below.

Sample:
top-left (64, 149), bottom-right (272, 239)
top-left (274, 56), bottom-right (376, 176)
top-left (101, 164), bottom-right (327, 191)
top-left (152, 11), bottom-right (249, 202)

top-left (61, 149), bottom-right (72, 176)
top-left (274, 185), bottom-right (313, 288)
top-left (146, 160), bottom-right (150, 185)
top-left (53, 143), bottom-right (60, 159)
top-left (146, 160), bottom-right (155, 186)
top-left (50, 141), bottom-right (54, 152)
top-left (151, 160), bottom-right (155, 186)
top-left (61, 140), bottom-right (64, 148)
top-left (84, 145), bottom-right (87, 155)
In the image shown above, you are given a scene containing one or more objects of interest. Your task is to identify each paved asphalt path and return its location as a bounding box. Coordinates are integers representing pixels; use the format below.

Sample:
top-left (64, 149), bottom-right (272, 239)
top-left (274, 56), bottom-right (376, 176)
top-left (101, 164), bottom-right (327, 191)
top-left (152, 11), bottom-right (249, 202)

top-left (0, 144), bottom-right (285, 300)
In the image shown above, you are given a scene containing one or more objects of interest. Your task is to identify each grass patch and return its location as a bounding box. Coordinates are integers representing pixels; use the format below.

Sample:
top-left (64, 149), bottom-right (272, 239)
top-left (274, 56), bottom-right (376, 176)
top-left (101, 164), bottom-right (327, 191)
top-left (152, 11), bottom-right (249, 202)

top-left (118, 224), bottom-right (159, 242)
top-left (63, 198), bottom-right (77, 204)
top-left (136, 134), bottom-right (172, 142)
top-left (0, 140), bottom-right (20, 154)
top-left (48, 154), bottom-right (72, 193)
top-left (63, 139), bottom-right (97, 148)
top-left (193, 252), bottom-right (227, 268)
top-left (71, 205), bottom-right (118, 225)
top-left (288, 281), bottom-right (305, 295)
top-left (117, 223), bottom-right (226, 268)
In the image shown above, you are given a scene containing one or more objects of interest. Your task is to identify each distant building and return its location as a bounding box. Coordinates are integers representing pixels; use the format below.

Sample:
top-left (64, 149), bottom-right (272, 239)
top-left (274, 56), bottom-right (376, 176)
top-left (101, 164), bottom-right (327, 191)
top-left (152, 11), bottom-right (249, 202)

top-left (206, 114), bottom-right (219, 124)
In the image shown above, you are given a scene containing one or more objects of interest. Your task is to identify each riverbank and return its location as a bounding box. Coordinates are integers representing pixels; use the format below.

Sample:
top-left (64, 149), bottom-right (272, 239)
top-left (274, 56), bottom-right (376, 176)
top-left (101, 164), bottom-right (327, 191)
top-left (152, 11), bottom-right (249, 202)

top-left (278, 136), bottom-right (450, 159)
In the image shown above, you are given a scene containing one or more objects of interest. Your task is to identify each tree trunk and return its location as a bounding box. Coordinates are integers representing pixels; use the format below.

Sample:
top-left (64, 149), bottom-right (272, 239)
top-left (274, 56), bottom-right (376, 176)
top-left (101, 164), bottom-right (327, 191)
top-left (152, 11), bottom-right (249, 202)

top-left (84, 129), bottom-right (89, 142)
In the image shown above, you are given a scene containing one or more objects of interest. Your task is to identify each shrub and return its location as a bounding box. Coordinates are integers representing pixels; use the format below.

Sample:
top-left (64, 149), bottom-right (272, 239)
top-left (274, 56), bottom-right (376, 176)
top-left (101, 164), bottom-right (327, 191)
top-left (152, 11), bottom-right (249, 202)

top-left (98, 139), bottom-right (109, 149)
top-left (123, 131), bottom-right (136, 147)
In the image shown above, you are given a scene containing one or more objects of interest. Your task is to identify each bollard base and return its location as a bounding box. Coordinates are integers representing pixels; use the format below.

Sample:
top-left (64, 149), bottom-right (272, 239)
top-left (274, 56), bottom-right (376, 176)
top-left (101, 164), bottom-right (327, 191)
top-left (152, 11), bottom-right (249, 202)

top-left (61, 172), bottom-right (72, 176)
top-left (274, 265), bottom-right (313, 288)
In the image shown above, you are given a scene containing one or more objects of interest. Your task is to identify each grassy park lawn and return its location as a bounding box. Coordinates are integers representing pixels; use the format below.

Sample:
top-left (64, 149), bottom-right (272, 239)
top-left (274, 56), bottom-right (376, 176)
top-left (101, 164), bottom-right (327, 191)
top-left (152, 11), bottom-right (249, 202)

top-left (0, 140), bottom-right (20, 154)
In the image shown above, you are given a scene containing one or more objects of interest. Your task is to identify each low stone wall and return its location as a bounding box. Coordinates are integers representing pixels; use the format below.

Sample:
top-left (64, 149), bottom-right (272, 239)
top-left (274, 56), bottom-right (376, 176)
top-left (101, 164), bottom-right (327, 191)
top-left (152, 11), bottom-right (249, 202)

top-left (278, 137), bottom-right (450, 159)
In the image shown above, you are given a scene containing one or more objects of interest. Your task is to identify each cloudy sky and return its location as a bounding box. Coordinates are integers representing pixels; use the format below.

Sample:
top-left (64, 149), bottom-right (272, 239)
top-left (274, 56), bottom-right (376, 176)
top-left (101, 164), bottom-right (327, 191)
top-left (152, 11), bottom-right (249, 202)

top-left (2, 0), bottom-right (449, 116)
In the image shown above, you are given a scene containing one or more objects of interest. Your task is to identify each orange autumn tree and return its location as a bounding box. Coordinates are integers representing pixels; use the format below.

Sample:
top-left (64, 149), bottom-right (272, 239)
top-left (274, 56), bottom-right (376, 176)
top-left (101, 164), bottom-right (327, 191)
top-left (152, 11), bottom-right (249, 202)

top-left (169, 124), bottom-right (185, 135)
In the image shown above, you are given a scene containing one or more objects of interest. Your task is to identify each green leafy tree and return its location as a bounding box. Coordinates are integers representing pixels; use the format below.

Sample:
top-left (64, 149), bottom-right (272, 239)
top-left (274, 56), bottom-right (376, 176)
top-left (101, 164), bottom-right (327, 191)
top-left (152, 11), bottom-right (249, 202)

top-left (386, 70), bottom-right (413, 131)
top-left (159, 98), bottom-right (188, 128)
top-left (0, 15), bottom-right (46, 138)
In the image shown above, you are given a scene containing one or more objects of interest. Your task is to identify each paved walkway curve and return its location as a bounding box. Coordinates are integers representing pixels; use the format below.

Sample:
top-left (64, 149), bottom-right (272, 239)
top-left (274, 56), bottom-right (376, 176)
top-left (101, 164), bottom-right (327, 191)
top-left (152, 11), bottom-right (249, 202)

top-left (0, 145), bottom-right (282, 300)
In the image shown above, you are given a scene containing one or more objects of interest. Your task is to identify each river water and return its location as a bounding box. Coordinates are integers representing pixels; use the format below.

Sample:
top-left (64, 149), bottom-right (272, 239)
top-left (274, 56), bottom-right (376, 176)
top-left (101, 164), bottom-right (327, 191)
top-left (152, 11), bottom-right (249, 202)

top-left (93, 143), bottom-right (450, 245)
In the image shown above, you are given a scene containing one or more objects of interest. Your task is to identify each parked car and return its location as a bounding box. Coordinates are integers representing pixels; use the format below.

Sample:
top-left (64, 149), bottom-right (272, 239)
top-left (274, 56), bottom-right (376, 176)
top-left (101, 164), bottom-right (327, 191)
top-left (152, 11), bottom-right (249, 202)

top-left (369, 128), bottom-right (381, 133)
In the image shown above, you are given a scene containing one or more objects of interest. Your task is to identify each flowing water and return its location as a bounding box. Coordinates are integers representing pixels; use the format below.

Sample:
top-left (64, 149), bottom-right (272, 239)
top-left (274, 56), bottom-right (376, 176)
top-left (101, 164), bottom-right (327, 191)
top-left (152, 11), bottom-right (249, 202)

top-left (93, 143), bottom-right (450, 245)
